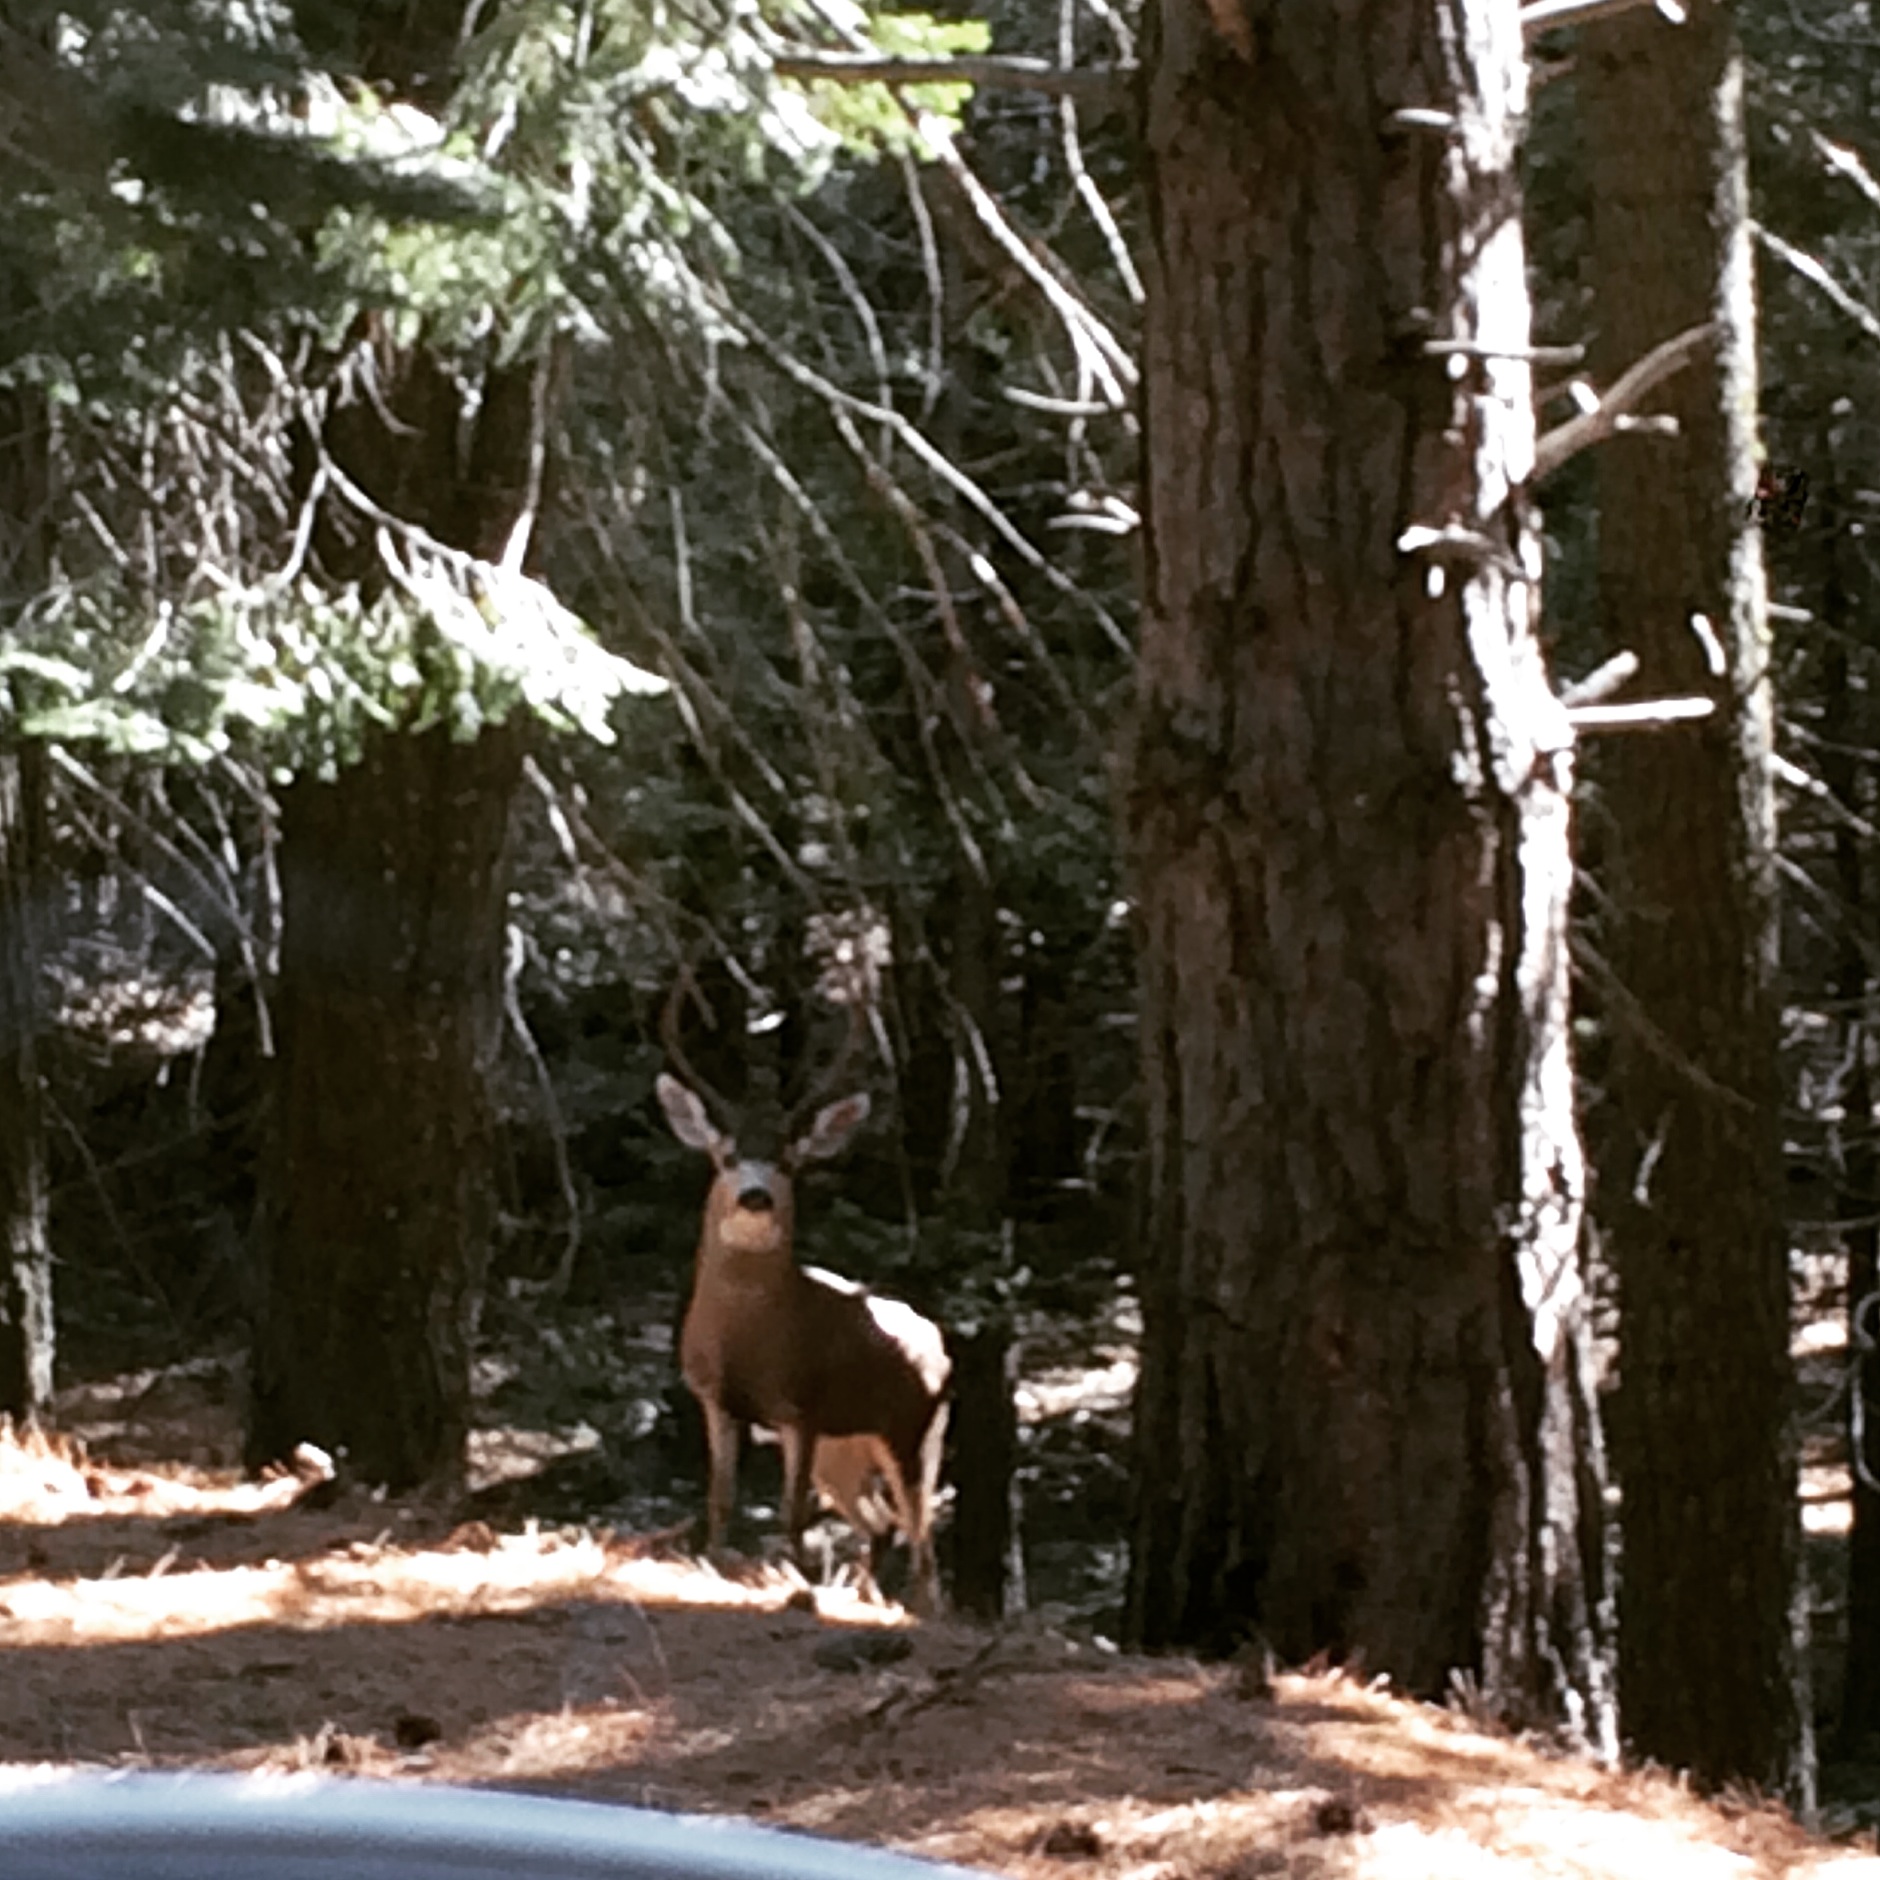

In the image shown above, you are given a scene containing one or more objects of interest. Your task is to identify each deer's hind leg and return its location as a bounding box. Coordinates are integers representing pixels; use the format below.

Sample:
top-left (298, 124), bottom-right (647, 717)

top-left (905, 1400), bottom-right (949, 1615)
top-left (815, 1434), bottom-right (900, 1601)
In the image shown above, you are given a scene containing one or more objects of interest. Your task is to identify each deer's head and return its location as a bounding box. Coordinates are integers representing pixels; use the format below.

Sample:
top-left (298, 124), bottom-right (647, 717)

top-left (657, 1074), bottom-right (871, 1258)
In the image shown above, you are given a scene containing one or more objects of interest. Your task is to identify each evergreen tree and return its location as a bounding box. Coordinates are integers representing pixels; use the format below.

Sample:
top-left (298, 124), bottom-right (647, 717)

top-left (1122, 0), bottom-right (1611, 1738)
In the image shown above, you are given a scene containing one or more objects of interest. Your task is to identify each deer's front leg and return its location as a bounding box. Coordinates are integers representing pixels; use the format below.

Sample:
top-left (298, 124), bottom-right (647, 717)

top-left (779, 1422), bottom-right (816, 1569)
top-left (701, 1398), bottom-right (740, 1556)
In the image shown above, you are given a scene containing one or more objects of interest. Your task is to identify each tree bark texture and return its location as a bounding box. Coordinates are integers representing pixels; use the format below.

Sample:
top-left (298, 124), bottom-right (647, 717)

top-left (1583, 4), bottom-right (1813, 1806)
top-left (0, 740), bottom-right (50, 1423)
top-left (1123, 0), bottom-right (1613, 1743)
top-left (946, 1319), bottom-right (1024, 1618)
top-left (1821, 473), bottom-right (1880, 1747)
top-left (248, 723), bottom-right (521, 1487)
top-left (249, 61), bottom-right (556, 1483)
top-left (1810, 434), bottom-right (1880, 1751)
top-left (0, 384), bottom-right (55, 1423)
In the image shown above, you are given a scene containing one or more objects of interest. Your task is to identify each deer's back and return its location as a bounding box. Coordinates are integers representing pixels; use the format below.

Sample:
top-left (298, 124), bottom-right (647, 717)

top-left (682, 1260), bottom-right (947, 1463)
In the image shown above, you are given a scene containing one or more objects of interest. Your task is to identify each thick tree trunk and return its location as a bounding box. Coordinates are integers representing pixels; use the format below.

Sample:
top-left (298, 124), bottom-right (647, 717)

top-left (251, 298), bottom-right (552, 1487)
top-left (1123, 0), bottom-right (1612, 1741)
top-left (248, 723), bottom-right (521, 1487)
top-left (1583, 4), bottom-right (1812, 1806)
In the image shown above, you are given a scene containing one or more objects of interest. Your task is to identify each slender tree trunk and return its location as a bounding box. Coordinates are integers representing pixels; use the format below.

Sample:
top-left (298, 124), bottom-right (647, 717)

top-left (1582, 3), bottom-right (1812, 1806)
top-left (946, 1320), bottom-right (1022, 1619)
top-left (1122, 0), bottom-right (1612, 1740)
top-left (1815, 446), bottom-right (1880, 1750)
top-left (0, 739), bottom-right (50, 1423)
top-left (0, 384), bottom-right (55, 1423)
top-left (1827, 597), bottom-right (1880, 1750)
top-left (248, 723), bottom-right (521, 1486)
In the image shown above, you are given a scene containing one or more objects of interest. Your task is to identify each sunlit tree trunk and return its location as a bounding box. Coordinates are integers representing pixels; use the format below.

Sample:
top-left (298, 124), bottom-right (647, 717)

top-left (1583, 2), bottom-right (1813, 1805)
top-left (1122, 0), bottom-right (1613, 1738)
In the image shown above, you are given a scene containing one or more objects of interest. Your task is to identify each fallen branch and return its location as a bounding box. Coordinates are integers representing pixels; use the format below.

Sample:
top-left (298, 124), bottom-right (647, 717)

top-left (1533, 322), bottom-right (1715, 481)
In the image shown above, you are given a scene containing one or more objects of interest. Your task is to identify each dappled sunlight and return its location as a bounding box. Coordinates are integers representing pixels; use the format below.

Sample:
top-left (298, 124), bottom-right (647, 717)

top-left (0, 1420), bottom-right (294, 1526)
top-left (1805, 1462), bottom-right (1854, 1537)
top-left (2, 1432), bottom-right (1875, 1877)
top-left (0, 1515), bottom-right (904, 1649)
top-left (1015, 1355), bottom-right (1138, 1426)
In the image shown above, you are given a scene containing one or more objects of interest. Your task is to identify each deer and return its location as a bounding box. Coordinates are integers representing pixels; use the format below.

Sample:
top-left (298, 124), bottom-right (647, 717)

top-left (656, 975), bottom-right (950, 1612)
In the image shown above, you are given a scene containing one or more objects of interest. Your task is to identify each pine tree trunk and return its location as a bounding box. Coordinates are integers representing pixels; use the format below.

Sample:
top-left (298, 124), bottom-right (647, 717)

top-left (248, 723), bottom-right (520, 1487)
top-left (1816, 449), bottom-right (1880, 1750)
top-left (1583, 5), bottom-right (1813, 1806)
top-left (0, 383), bottom-right (55, 1424)
top-left (247, 226), bottom-right (553, 1485)
top-left (1122, 0), bottom-right (1612, 1740)
top-left (1825, 608), bottom-right (1880, 1749)
top-left (0, 740), bottom-right (50, 1423)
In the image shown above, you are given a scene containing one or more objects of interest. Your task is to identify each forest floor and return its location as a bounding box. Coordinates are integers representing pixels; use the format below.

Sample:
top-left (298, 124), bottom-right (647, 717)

top-left (1, 1367), bottom-right (1876, 1880)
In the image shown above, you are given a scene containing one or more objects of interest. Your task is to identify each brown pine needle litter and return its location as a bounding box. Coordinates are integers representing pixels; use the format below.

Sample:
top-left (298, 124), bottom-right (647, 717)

top-left (2, 1417), bottom-right (1875, 1879)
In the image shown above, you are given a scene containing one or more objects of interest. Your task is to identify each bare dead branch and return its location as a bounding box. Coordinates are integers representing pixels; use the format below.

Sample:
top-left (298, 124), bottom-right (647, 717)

top-left (1004, 387), bottom-right (1119, 417)
top-left (1558, 650), bottom-right (1640, 708)
top-left (501, 921), bottom-right (583, 1300)
top-left (1565, 697), bottom-right (1716, 732)
top-left (1754, 223), bottom-right (1880, 346)
top-left (1814, 132), bottom-right (1880, 214)
top-left (1533, 323), bottom-right (1714, 482)
top-left (1048, 511), bottom-right (1134, 534)
top-left (921, 120), bottom-right (1136, 405)
top-left (1425, 340), bottom-right (1586, 365)
top-left (719, 299), bottom-right (1134, 656)
top-left (898, 151), bottom-right (947, 421)
top-left (1396, 523), bottom-right (1530, 580)
top-left (1057, 0), bottom-right (1143, 306)
top-left (1771, 752), bottom-right (1880, 843)
top-left (1612, 413), bottom-right (1679, 437)
top-left (47, 746), bottom-right (253, 957)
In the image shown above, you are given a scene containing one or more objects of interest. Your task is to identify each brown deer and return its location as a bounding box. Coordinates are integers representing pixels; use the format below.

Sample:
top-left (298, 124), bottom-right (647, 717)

top-left (656, 1000), bottom-right (950, 1611)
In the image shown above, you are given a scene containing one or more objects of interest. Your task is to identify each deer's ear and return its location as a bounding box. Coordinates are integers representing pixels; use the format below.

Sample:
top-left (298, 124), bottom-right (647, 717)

top-left (793, 1093), bottom-right (870, 1164)
top-left (658, 1074), bottom-right (732, 1158)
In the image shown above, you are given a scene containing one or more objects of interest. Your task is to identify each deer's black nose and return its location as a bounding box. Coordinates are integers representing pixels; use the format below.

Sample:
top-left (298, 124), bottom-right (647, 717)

top-left (737, 1186), bottom-right (775, 1213)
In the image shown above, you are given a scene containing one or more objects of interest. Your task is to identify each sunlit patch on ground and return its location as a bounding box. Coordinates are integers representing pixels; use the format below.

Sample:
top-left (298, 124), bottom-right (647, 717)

top-left (2, 1380), bottom-right (1876, 1877)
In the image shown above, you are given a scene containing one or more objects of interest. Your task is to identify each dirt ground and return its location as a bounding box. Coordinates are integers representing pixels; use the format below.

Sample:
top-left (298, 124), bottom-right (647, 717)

top-left (1, 1373), bottom-right (1875, 1880)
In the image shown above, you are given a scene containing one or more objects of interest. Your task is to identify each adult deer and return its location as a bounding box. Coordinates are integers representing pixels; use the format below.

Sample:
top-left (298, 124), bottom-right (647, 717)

top-left (657, 982), bottom-right (950, 1611)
